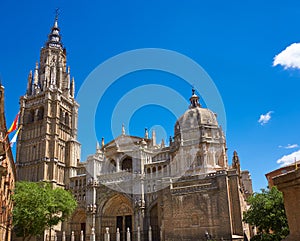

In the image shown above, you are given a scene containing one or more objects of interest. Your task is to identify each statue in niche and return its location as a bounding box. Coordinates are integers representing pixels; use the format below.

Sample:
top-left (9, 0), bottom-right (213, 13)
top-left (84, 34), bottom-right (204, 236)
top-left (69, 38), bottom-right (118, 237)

top-left (50, 56), bottom-right (57, 86)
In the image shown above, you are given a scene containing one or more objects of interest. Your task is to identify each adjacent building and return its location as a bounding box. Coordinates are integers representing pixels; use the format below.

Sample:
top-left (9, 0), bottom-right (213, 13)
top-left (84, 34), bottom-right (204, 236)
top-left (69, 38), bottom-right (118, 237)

top-left (265, 161), bottom-right (300, 188)
top-left (0, 84), bottom-right (16, 241)
top-left (273, 168), bottom-right (300, 241)
top-left (15, 16), bottom-right (253, 241)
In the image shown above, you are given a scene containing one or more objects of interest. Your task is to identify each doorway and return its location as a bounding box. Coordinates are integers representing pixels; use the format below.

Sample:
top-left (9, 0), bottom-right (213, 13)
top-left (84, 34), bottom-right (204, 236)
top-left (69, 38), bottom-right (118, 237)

top-left (116, 215), bottom-right (132, 241)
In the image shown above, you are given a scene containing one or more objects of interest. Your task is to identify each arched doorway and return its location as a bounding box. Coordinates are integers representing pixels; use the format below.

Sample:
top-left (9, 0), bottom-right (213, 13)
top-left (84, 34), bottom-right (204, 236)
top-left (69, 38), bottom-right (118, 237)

top-left (69, 208), bottom-right (86, 241)
top-left (101, 195), bottom-right (133, 241)
top-left (150, 204), bottom-right (160, 241)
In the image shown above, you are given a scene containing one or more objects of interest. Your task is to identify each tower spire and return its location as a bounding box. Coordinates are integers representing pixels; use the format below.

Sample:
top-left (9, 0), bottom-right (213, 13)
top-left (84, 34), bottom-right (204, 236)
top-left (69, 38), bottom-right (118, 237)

top-left (189, 87), bottom-right (201, 108)
top-left (46, 9), bottom-right (63, 49)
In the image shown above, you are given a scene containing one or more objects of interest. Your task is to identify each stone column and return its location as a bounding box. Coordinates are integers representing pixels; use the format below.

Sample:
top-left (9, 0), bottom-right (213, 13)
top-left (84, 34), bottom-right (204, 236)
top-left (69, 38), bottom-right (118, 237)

top-left (71, 231), bottom-right (75, 241)
top-left (116, 156), bottom-right (121, 172)
top-left (137, 226), bottom-right (141, 241)
top-left (62, 231), bottom-right (66, 241)
top-left (80, 230), bottom-right (84, 241)
top-left (126, 227), bottom-right (131, 241)
top-left (104, 227), bottom-right (110, 241)
top-left (116, 228), bottom-right (120, 241)
top-left (274, 169), bottom-right (300, 241)
top-left (90, 228), bottom-right (95, 241)
top-left (148, 226), bottom-right (152, 241)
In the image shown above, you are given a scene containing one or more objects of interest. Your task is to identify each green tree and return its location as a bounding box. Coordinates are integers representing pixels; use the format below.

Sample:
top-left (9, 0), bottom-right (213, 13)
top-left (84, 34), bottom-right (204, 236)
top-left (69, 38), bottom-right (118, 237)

top-left (243, 186), bottom-right (289, 241)
top-left (12, 181), bottom-right (77, 241)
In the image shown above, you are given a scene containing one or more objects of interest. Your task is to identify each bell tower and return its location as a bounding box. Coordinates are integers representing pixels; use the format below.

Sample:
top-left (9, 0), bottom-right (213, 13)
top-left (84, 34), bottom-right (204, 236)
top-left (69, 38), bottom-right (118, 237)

top-left (16, 15), bottom-right (80, 187)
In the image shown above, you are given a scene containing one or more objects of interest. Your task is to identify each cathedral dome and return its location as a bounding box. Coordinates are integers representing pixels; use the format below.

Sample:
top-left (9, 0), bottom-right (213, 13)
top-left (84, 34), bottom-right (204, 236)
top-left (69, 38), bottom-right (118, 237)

top-left (174, 89), bottom-right (218, 136)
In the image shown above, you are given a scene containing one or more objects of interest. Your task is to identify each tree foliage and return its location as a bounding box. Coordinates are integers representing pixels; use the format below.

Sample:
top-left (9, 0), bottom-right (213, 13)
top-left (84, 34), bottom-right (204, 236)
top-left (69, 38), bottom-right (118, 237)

top-left (243, 186), bottom-right (289, 241)
top-left (12, 181), bottom-right (77, 241)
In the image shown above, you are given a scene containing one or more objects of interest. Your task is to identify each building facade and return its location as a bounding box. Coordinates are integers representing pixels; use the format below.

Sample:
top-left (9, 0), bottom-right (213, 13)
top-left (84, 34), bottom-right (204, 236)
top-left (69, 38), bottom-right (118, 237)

top-left (15, 16), bottom-right (253, 241)
top-left (69, 91), bottom-right (253, 241)
top-left (0, 84), bottom-right (16, 241)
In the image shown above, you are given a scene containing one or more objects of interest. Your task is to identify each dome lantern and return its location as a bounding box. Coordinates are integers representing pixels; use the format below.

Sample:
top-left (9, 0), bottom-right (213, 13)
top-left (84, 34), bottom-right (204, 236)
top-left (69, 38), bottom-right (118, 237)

top-left (189, 88), bottom-right (201, 108)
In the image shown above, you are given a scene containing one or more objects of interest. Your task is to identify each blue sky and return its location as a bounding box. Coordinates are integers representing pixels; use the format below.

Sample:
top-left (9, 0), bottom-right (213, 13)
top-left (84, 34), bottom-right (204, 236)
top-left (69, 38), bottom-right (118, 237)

top-left (1, 0), bottom-right (300, 191)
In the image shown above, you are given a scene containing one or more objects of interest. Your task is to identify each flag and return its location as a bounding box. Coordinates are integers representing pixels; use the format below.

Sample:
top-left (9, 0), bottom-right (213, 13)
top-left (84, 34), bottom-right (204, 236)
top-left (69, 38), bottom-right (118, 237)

top-left (7, 111), bottom-right (20, 134)
top-left (10, 127), bottom-right (20, 147)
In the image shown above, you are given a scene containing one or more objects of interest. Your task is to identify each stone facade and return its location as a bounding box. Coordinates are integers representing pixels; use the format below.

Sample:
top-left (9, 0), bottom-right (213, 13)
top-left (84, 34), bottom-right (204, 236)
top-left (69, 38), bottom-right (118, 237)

top-left (0, 85), bottom-right (16, 241)
top-left (15, 16), bottom-right (253, 241)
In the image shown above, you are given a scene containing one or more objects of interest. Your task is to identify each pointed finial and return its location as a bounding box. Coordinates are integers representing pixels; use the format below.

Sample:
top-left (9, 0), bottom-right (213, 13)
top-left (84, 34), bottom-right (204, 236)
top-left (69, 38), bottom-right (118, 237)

top-left (27, 70), bottom-right (33, 96)
top-left (145, 128), bottom-right (149, 139)
top-left (101, 137), bottom-right (104, 147)
top-left (33, 62), bottom-right (39, 85)
top-left (161, 139), bottom-right (165, 148)
top-left (122, 123), bottom-right (125, 135)
top-left (152, 129), bottom-right (156, 146)
top-left (70, 77), bottom-right (75, 97)
top-left (232, 150), bottom-right (240, 169)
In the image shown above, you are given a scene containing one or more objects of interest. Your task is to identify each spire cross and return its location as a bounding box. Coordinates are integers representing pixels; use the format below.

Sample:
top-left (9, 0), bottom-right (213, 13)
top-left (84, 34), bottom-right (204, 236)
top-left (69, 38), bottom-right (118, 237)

top-left (55, 8), bottom-right (60, 20)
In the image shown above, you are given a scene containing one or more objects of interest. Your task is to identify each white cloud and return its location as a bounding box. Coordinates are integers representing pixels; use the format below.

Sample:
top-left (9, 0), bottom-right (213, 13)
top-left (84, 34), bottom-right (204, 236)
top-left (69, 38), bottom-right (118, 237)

top-left (258, 111), bottom-right (273, 125)
top-left (277, 150), bottom-right (300, 167)
top-left (273, 43), bottom-right (300, 69)
top-left (279, 144), bottom-right (299, 149)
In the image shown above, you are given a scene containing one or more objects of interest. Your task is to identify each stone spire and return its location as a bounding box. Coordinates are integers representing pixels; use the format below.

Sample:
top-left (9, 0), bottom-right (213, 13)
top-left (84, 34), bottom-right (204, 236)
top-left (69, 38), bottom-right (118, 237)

top-left (152, 129), bottom-right (156, 146)
top-left (232, 151), bottom-right (240, 169)
top-left (26, 70), bottom-right (32, 96)
top-left (189, 87), bottom-right (201, 108)
top-left (33, 62), bottom-right (40, 94)
top-left (46, 11), bottom-right (63, 49)
top-left (70, 77), bottom-right (75, 97)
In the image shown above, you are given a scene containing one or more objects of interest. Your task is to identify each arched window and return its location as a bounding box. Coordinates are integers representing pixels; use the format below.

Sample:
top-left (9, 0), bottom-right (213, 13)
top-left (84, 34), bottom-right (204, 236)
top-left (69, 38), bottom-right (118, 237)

top-left (121, 157), bottom-right (132, 172)
top-left (60, 108), bottom-right (64, 123)
top-left (65, 112), bottom-right (69, 126)
top-left (158, 166), bottom-right (162, 175)
top-left (109, 159), bottom-right (116, 173)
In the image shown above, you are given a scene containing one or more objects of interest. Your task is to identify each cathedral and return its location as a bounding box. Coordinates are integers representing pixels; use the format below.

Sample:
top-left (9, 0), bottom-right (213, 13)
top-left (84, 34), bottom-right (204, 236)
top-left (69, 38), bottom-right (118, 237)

top-left (15, 16), bottom-right (253, 241)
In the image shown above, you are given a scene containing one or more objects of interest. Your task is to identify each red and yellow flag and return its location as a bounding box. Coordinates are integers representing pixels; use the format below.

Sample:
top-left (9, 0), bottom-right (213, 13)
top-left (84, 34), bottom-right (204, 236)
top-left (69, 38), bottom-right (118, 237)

top-left (7, 111), bottom-right (20, 134)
